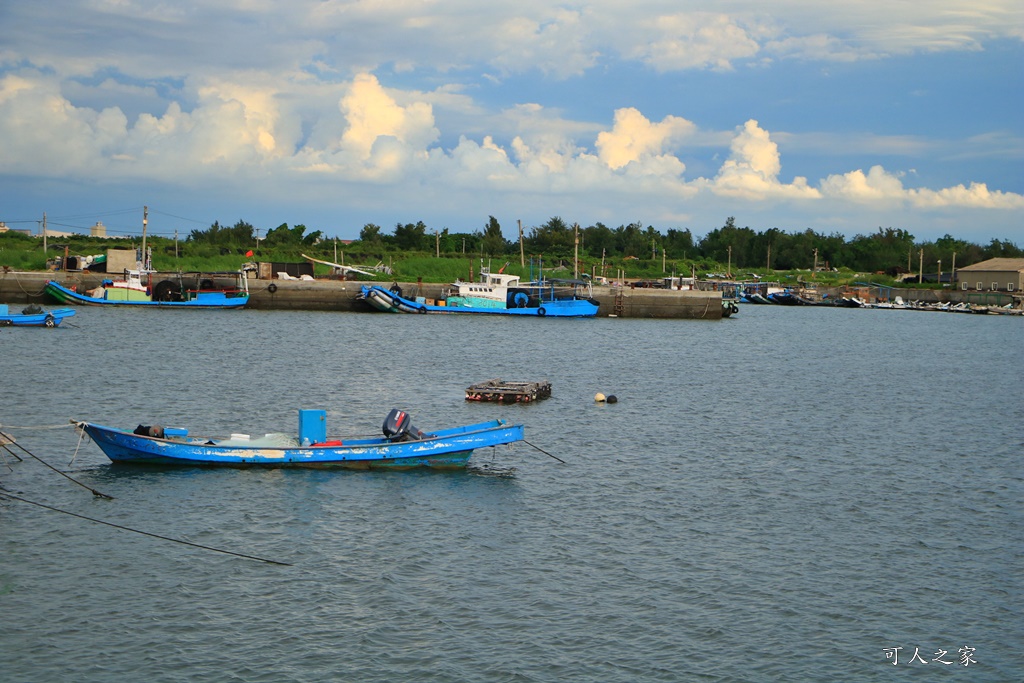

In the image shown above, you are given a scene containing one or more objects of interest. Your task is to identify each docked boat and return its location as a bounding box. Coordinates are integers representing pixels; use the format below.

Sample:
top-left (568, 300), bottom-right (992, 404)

top-left (75, 409), bottom-right (524, 470)
top-left (359, 263), bottom-right (599, 317)
top-left (45, 269), bottom-right (249, 309)
top-left (0, 303), bottom-right (76, 327)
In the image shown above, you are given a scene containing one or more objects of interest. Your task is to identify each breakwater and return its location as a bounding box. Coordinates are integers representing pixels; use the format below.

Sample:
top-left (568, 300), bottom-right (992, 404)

top-left (0, 271), bottom-right (726, 319)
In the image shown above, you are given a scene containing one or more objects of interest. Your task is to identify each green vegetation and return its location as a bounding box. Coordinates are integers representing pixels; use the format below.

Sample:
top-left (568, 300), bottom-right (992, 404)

top-left (2, 215), bottom-right (1019, 287)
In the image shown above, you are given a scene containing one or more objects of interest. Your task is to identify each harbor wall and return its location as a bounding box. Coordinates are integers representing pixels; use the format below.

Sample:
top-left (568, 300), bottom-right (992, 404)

top-left (0, 271), bottom-right (726, 319)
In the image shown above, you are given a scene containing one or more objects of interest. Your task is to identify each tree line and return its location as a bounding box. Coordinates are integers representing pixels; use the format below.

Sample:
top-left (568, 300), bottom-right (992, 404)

top-left (184, 216), bottom-right (1020, 274)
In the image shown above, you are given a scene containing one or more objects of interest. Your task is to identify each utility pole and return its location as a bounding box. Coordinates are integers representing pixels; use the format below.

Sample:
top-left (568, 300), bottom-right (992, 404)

top-left (727, 245), bottom-right (732, 278)
top-left (951, 251), bottom-right (957, 290)
top-left (918, 248), bottom-right (924, 284)
top-left (435, 230), bottom-right (440, 258)
top-left (767, 244), bottom-right (771, 271)
top-left (141, 205), bottom-right (149, 270)
top-left (42, 212), bottom-right (47, 253)
top-left (574, 223), bottom-right (579, 279)
top-left (518, 220), bottom-right (525, 267)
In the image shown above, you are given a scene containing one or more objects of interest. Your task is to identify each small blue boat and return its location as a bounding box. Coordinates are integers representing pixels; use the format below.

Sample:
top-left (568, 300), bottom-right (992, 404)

top-left (76, 409), bottom-right (524, 470)
top-left (0, 304), bottom-right (76, 327)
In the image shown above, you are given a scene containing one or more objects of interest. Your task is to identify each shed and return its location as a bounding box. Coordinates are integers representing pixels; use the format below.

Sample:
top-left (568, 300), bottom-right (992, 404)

top-left (955, 258), bottom-right (1024, 293)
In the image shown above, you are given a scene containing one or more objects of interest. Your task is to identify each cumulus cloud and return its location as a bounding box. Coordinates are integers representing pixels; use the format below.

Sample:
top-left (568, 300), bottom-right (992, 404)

top-left (710, 120), bottom-right (820, 200)
top-left (338, 74), bottom-right (438, 161)
top-left (821, 165), bottom-right (1024, 209)
top-left (596, 108), bottom-right (695, 170)
top-left (0, 71), bottom-right (127, 176)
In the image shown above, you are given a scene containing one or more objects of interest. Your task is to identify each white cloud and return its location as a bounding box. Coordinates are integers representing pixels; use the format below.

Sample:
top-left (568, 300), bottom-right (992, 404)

top-left (338, 73), bottom-right (439, 161)
top-left (628, 13), bottom-right (762, 71)
top-left (1, 65), bottom-right (1020, 226)
top-left (821, 165), bottom-right (1024, 209)
top-left (596, 108), bottom-right (695, 170)
top-left (709, 120), bottom-right (820, 200)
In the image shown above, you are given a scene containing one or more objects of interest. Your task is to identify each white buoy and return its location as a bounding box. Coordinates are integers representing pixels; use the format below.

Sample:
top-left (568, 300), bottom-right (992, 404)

top-left (594, 392), bottom-right (606, 402)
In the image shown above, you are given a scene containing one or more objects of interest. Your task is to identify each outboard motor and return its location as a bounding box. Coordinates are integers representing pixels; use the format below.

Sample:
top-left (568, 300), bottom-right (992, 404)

top-left (382, 409), bottom-right (424, 442)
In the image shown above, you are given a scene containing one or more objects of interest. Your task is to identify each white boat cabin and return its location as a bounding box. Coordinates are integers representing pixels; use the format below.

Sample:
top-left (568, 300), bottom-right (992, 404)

top-left (453, 268), bottom-right (522, 305)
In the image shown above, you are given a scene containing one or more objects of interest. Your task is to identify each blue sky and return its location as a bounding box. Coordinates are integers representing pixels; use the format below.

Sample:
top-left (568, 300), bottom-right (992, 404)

top-left (1, 1), bottom-right (1021, 245)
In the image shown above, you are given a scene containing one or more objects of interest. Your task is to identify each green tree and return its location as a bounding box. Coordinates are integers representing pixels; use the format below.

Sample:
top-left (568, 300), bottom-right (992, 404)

top-left (188, 220), bottom-right (255, 246)
top-left (393, 221), bottom-right (428, 251)
top-left (448, 231), bottom-right (479, 254)
top-left (582, 222), bottom-right (617, 259)
top-left (698, 217), bottom-right (756, 271)
top-left (615, 221), bottom-right (647, 258)
top-left (983, 238), bottom-right (1023, 259)
top-left (664, 228), bottom-right (695, 260)
top-left (263, 223), bottom-right (321, 247)
top-left (480, 216), bottom-right (508, 256)
top-left (526, 216), bottom-right (572, 255)
top-left (359, 223), bottom-right (383, 245)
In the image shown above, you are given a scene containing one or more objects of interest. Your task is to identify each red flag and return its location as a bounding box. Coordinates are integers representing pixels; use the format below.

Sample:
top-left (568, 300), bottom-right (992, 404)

top-left (246, 250), bottom-right (254, 257)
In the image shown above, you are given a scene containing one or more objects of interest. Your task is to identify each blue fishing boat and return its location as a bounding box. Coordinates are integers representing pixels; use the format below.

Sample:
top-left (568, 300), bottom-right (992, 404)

top-left (76, 409), bottom-right (524, 470)
top-left (0, 304), bottom-right (76, 327)
top-left (360, 263), bottom-right (598, 317)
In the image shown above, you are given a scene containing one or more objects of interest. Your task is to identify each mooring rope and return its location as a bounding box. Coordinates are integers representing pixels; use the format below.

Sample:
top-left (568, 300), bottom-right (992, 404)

top-left (0, 429), bottom-right (113, 499)
top-left (0, 422), bottom-right (76, 431)
top-left (523, 439), bottom-right (566, 464)
top-left (0, 492), bottom-right (293, 566)
top-left (68, 425), bottom-right (87, 467)
top-left (3, 272), bottom-right (50, 296)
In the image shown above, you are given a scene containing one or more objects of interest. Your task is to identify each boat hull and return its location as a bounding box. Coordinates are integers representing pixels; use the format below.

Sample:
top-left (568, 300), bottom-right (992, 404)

top-left (360, 285), bottom-right (598, 317)
top-left (45, 281), bottom-right (248, 309)
top-left (79, 419), bottom-right (524, 470)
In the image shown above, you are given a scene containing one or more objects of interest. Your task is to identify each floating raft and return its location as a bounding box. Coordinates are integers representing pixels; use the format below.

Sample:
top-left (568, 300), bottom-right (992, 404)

top-left (466, 379), bottom-right (552, 403)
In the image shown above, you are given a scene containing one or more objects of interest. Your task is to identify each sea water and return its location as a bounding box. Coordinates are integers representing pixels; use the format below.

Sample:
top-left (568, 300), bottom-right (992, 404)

top-left (1, 306), bottom-right (1021, 681)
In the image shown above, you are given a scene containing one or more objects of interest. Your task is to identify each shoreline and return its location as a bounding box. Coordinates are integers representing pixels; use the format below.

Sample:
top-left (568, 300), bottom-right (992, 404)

top-left (0, 271), bottom-right (730, 319)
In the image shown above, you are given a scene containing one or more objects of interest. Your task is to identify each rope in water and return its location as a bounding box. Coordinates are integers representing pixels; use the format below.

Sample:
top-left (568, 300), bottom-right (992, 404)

top-left (0, 491), bottom-right (292, 566)
top-left (523, 439), bottom-right (566, 464)
top-left (0, 429), bottom-right (112, 499)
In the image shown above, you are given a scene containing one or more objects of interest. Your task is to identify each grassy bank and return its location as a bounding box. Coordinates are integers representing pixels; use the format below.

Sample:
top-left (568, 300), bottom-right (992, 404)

top-left (1, 231), bottom-right (920, 290)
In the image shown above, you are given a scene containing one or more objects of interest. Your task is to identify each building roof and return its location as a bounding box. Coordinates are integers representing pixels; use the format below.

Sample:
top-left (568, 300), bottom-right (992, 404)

top-left (956, 258), bottom-right (1024, 272)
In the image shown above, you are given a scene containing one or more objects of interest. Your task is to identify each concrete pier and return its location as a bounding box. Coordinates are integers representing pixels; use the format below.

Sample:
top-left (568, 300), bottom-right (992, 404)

top-left (0, 271), bottom-right (726, 319)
